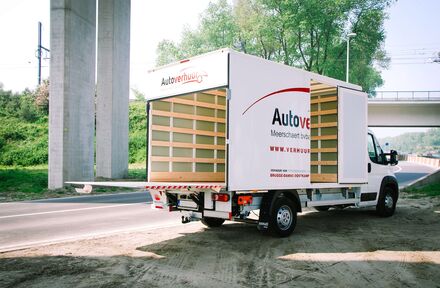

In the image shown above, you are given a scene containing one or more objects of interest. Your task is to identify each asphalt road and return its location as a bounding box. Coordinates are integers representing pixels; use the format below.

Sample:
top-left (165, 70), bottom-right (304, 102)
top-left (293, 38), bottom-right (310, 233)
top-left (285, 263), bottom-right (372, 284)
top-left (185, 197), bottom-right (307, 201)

top-left (0, 191), bottom-right (181, 252)
top-left (393, 160), bottom-right (437, 187)
top-left (0, 161), bottom-right (436, 252)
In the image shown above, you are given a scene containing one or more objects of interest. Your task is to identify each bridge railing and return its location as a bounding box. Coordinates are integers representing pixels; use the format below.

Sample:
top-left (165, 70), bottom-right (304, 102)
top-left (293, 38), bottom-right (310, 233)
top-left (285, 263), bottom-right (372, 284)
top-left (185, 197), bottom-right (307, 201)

top-left (369, 91), bottom-right (440, 101)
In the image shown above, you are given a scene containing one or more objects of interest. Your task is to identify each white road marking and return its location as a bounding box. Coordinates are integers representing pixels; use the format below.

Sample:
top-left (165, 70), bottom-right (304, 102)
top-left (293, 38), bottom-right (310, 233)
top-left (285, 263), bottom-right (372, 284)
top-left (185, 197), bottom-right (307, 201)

top-left (0, 221), bottom-right (196, 253)
top-left (0, 202), bottom-right (150, 219)
top-left (0, 191), bottom-right (148, 205)
top-left (393, 165), bottom-right (402, 173)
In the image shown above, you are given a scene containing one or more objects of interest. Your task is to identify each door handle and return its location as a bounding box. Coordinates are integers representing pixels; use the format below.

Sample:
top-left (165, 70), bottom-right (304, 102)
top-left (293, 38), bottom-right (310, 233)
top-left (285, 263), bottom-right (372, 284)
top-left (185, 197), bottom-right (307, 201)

top-left (368, 163), bottom-right (371, 173)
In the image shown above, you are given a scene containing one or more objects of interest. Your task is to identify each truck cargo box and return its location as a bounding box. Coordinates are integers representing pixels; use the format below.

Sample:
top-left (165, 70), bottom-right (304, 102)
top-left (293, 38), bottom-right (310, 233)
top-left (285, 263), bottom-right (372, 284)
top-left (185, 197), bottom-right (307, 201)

top-left (145, 49), bottom-right (367, 191)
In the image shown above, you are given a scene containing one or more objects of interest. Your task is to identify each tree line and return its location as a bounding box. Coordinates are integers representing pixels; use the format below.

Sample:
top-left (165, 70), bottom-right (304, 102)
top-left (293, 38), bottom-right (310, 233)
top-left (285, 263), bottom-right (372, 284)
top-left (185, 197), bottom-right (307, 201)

top-left (380, 129), bottom-right (440, 156)
top-left (156, 0), bottom-right (393, 94)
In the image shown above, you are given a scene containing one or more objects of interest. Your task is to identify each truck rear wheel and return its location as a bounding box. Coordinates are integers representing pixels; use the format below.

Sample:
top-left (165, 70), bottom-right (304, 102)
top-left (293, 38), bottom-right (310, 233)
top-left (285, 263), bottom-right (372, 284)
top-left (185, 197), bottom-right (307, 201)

top-left (201, 217), bottom-right (225, 228)
top-left (269, 196), bottom-right (297, 237)
top-left (376, 186), bottom-right (397, 217)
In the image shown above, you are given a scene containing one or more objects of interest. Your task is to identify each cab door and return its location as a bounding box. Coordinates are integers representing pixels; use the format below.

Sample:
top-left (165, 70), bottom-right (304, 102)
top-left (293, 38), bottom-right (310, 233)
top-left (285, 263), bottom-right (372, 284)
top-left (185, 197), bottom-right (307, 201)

top-left (365, 133), bottom-right (389, 194)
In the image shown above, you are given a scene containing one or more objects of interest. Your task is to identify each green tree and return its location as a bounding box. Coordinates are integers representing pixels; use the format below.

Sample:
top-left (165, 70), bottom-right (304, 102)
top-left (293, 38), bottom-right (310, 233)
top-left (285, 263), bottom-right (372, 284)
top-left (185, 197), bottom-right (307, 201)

top-left (156, 0), bottom-right (238, 64)
top-left (155, 0), bottom-right (393, 93)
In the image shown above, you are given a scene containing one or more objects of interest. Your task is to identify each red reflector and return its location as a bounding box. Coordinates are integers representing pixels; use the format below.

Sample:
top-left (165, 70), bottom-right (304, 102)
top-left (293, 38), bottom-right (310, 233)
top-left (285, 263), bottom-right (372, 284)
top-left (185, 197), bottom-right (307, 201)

top-left (180, 59), bottom-right (189, 63)
top-left (155, 206), bottom-right (163, 209)
top-left (237, 195), bottom-right (253, 206)
top-left (212, 193), bottom-right (230, 202)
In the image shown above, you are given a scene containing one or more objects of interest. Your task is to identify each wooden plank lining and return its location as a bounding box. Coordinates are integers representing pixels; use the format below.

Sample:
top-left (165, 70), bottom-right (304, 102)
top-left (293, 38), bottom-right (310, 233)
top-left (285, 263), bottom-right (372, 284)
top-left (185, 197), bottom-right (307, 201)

top-left (310, 81), bottom-right (338, 183)
top-left (148, 88), bottom-right (227, 182)
top-left (311, 109), bottom-right (338, 116)
top-left (151, 156), bottom-right (225, 164)
top-left (311, 135), bottom-right (337, 141)
top-left (152, 110), bottom-right (226, 124)
top-left (150, 172), bottom-right (225, 182)
top-left (162, 97), bottom-right (226, 110)
top-left (311, 173), bottom-right (338, 182)
top-left (310, 96), bottom-right (337, 104)
top-left (311, 148), bottom-right (337, 153)
top-left (311, 161), bottom-right (338, 166)
top-left (152, 125), bottom-right (226, 137)
top-left (204, 89), bottom-right (226, 97)
top-left (151, 140), bottom-right (225, 150)
top-left (311, 122), bottom-right (338, 128)
top-left (311, 87), bottom-right (337, 95)
top-left (310, 83), bottom-right (333, 89)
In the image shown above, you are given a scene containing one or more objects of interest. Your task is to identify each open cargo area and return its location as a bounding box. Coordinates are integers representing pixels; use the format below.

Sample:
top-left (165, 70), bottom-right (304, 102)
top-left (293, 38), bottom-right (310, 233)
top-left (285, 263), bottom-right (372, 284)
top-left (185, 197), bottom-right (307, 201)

top-left (148, 89), bottom-right (227, 182)
top-left (310, 81), bottom-right (339, 183)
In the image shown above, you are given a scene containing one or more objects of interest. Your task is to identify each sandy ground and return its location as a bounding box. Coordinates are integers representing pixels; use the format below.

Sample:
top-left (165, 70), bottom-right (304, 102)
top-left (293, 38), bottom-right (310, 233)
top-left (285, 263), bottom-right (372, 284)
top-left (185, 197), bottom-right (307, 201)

top-left (1, 193), bottom-right (440, 288)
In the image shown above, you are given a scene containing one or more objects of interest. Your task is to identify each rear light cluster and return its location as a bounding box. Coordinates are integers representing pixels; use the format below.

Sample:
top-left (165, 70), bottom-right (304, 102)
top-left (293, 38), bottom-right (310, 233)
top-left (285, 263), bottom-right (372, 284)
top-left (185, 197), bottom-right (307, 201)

top-left (212, 193), bottom-right (230, 202)
top-left (237, 195), bottom-right (253, 206)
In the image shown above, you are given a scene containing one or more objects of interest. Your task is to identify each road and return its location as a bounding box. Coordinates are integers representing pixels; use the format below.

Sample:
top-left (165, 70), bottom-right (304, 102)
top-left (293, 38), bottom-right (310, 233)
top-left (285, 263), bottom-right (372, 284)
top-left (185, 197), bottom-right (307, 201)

top-left (393, 160), bottom-right (437, 187)
top-left (0, 161), bottom-right (436, 252)
top-left (0, 191), bottom-right (181, 252)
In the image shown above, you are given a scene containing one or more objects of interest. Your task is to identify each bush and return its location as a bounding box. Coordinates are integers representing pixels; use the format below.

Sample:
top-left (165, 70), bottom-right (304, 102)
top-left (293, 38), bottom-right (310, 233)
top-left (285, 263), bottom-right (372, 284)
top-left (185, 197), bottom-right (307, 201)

top-left (128, 101), bottom-right (147, 164)
top-left (0, 83), bottom-right (148, 166)
top-left (0, 117), bottom-right (48, 166)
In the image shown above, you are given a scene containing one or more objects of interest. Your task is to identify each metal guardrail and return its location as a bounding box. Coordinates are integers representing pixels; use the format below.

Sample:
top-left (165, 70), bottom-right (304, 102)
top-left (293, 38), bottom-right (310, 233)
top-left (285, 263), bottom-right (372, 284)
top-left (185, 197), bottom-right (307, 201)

top-left (369, 91), bottom-right (440, 101)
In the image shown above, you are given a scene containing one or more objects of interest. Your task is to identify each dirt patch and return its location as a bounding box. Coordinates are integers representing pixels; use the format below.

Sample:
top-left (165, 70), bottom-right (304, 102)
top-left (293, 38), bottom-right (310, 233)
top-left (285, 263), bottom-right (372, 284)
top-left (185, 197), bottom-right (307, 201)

top-left (1, 194), bottom-right (440, 288)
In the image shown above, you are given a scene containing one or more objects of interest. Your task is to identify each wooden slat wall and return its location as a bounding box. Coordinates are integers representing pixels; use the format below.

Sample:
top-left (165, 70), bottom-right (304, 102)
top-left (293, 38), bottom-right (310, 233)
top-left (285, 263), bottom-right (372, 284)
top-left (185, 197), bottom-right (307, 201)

top-left (310, 81), bottom-right (338, 183)
top-left (149, 89), bottom-right (227, 182)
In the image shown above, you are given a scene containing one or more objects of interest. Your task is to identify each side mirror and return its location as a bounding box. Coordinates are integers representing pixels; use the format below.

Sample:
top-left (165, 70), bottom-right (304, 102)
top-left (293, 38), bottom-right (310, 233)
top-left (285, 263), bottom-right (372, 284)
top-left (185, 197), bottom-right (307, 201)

top-left (389, 150), bottom-right (398, 166)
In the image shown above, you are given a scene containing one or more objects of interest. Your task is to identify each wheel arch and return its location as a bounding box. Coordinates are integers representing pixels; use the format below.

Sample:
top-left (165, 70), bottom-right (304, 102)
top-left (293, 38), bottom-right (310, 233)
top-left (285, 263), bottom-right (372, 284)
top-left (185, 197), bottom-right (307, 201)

top-left (379, 176), bottom-right (399, 201)
top-left (271, 190), bottom-right (302, 213)
top-left (257, 189), bottom-right (302, 231)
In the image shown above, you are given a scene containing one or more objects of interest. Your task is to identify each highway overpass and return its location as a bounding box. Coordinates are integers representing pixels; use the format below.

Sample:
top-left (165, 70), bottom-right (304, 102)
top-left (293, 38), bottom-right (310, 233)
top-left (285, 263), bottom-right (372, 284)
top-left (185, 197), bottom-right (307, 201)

top-left (368, 91), bottom-right (440, 127)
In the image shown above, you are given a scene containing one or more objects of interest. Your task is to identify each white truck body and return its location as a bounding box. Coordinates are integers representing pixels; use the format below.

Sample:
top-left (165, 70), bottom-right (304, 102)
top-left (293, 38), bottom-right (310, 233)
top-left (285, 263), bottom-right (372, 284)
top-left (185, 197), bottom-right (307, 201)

top-left (146, 49), bottom-right (370, 187)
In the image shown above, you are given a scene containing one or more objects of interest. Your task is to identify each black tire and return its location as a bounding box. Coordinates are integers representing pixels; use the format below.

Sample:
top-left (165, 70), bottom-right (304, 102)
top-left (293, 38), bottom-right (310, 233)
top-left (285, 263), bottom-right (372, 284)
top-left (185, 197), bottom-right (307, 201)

top-left (315, 206), bottom-right (330, 212)
top-left (376, 186), bottom-right (397, 217)
top-left (201, 217), bottom-right (225, 228)
top-left (269, 196), bottom-right (297, 237)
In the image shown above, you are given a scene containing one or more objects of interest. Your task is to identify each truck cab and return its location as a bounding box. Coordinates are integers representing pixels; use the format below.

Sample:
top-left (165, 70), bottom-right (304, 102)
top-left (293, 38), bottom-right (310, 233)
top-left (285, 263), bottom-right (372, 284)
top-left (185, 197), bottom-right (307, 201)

top-left (360, 130), bottom-right (399, 216)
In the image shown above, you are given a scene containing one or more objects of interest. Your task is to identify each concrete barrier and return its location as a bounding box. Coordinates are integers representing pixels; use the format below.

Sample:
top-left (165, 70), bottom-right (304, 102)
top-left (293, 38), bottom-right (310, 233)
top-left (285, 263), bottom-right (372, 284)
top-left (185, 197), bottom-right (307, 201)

top-left (407, 155), bottom-right (440, 169)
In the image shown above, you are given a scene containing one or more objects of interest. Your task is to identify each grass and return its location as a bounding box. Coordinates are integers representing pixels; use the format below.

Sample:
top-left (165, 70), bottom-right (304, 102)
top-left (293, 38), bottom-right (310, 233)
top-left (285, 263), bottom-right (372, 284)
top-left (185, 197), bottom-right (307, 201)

top-left (403, 183), bottom-right (440, 198)
top-left (0, 164), bottom-right (147, 202)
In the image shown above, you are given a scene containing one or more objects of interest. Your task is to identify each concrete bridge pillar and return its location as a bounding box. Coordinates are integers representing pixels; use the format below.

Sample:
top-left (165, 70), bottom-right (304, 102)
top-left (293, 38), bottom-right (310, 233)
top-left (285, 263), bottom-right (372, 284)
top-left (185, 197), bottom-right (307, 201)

top-left (49, 0), bottom-right (96, 189)
top-left (49, 0), bottom-right (131, 188)
top-left (96, 0), bottom-right (131, 178)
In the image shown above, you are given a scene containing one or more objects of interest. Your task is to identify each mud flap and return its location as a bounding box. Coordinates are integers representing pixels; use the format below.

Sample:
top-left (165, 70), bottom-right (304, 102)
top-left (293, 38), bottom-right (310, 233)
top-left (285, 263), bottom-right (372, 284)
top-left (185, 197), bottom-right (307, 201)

top-left (257, 191), bottom-right (274, 231)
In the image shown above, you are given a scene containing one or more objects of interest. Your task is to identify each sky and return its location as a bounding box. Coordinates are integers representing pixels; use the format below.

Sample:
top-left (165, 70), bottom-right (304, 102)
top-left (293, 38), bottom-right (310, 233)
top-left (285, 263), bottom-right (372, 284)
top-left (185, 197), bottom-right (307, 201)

top-left (0, 0), bottom-right (439, 138)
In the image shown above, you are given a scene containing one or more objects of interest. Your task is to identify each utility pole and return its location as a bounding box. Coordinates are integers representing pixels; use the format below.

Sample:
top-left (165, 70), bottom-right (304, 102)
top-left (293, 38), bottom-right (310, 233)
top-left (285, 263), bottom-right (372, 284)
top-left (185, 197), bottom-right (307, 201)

top-left (346, 32), bottom-right (356, 83)
top-left (37, 22), bottom-right (50, 85)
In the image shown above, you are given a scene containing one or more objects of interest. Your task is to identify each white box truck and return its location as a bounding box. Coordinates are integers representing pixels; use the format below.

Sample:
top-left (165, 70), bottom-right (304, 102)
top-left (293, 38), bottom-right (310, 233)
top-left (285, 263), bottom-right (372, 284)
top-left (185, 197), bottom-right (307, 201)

top-left (72, 49), bottom-right (399, 237)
